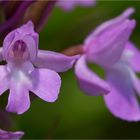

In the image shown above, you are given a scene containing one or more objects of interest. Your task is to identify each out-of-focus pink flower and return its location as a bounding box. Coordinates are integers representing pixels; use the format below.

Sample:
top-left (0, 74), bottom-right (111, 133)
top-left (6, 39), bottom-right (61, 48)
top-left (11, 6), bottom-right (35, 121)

top-left (74, 8), bottom-right (139, 121)
top-left (57, 0), bottom-right (96, 11)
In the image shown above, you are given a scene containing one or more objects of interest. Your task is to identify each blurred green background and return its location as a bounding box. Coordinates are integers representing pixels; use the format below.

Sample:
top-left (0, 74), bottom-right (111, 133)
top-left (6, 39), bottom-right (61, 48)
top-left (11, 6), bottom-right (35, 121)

top-left (1, 0), bottom-right (140, 139)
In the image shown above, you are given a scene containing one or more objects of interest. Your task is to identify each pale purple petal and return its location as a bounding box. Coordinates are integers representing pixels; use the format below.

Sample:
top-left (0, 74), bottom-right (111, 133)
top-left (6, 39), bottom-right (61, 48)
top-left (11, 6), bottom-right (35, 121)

top-left (85, 7), bottom-right (134, 44)
top-left (34, 50), bottom-right (79, 72)
top-left (6, 61), bottom-right (34, 114)
top-left (17, 20), bottom-right (35, 35)
top-left (122, 42), bottom-right (140, 72)
top-left (57, 0), bottom-right (96, 11)
top-left (104, 62), bottom-right (140, 121)
top-left (85, 19), bottom-right (136, 68)
top-left (30, 68), bottom-right (61, 102)
top-left (75, 55), bottom-right (110, 96)
top-left (0, 129), bottom-right (24, 139)
top-left (6, 83), bottom-right (30, 114)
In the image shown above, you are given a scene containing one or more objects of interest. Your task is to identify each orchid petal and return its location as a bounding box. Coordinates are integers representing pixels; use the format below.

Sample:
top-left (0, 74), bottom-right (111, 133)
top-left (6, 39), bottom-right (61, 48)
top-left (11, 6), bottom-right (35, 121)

top-left (34, 50), bottom-right (79, 72)
top-left (30, 68), bottom-right (61, 102)
top-left (85, 19), bottom-right (136, 68)
top-left (104, 62), bottom-right (140, 121)
top-left (6, 83), bottom-right (30, 114)
top-left (6, 63), bottom-right (32, 114)
top-left (75, 55), bottom-right (110, 96)
top-left (85, 7), bottom-right (134, 44)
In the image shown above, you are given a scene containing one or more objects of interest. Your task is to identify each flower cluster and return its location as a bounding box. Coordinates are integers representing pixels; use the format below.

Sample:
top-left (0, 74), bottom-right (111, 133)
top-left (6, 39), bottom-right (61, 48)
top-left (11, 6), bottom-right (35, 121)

top-left (0, 0), bottom-right (140, 139)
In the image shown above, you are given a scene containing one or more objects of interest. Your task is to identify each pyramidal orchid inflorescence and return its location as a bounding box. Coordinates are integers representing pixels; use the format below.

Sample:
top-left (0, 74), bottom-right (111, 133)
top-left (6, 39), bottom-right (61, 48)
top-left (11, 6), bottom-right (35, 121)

top-left (0, 21), bottom-right (78, 114)
top-left (74, 8), bottom-right (140, 121)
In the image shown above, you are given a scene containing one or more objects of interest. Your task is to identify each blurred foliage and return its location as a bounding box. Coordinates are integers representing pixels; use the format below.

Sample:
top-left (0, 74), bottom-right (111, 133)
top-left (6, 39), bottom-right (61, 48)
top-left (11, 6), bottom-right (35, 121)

top-left (1, 1), bottom-right (140, 139)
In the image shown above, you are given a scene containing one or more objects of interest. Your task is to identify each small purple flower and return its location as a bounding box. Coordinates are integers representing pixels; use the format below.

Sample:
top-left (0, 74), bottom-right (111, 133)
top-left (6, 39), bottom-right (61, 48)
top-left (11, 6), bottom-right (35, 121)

top-left (0, 129), bottom-right (24, 139)
top-left (57, 0), bottom-right (96, 11)
top-left (74, 8), bottom-right (138, 121)
top-left (0, 21), bottom-right (78, 114)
